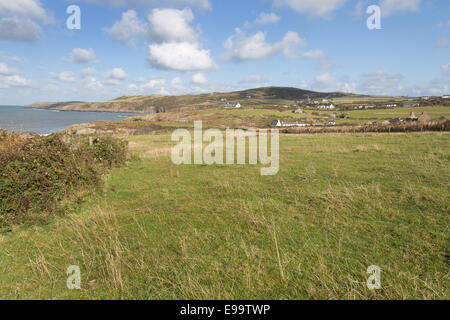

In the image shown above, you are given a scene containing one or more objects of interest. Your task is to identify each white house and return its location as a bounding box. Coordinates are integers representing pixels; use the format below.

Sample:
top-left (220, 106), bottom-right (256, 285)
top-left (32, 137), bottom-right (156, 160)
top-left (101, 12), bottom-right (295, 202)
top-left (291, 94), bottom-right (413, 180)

top-left (271, 120), bottom-right (309, 127)
top-left (318, 104), bottom-right (335, 110)
top-left (224, 102), bottom-right (241, 109)
top-left (443, 95), bottom-right (450, 99)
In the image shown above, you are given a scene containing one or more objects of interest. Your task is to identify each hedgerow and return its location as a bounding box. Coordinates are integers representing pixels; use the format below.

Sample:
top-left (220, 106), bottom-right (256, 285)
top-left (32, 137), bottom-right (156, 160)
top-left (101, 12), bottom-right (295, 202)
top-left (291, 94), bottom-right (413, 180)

top-left (0, 131), bottom-right (127, 226)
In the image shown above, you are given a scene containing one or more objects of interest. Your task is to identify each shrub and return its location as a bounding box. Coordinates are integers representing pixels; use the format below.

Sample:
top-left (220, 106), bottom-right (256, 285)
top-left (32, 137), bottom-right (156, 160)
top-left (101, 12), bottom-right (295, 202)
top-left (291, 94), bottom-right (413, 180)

top-left (0, 131), bottom-right (127, 226)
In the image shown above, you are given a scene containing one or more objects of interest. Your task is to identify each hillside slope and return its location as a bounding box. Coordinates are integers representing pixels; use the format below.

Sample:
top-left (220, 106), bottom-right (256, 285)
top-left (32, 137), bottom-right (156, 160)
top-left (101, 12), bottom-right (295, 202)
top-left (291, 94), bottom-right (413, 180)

top-left (26, 87), bottom-right (350, 113)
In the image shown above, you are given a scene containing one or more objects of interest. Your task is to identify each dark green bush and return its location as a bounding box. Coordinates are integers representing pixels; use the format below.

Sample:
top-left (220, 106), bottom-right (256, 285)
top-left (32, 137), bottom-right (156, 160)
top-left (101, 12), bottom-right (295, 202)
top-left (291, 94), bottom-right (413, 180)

top-left (0, 131), bottom-right (127, 226)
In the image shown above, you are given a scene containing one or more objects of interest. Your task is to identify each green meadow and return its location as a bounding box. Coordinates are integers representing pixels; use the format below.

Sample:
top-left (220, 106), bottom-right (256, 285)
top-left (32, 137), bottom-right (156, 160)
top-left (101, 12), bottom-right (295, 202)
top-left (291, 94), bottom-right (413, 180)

top-left (0, 132), bottom-right (449, 299)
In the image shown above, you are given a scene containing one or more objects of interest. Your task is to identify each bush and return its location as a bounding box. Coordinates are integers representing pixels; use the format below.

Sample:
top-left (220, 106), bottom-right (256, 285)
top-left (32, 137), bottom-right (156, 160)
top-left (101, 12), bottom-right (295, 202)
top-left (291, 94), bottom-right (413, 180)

top-left (0, 131), bottom-right (127, 226)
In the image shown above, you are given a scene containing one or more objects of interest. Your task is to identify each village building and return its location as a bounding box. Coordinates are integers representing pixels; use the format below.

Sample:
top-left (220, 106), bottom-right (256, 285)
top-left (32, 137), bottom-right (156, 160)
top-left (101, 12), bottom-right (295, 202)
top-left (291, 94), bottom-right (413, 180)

top-left (443, 95), bottom-right (450, 99)
top-left (271, 120), bottom-right (309, 127)
top-left (385, 104), bottom-right (397, 108)
top-left (224, 102), bottom-right (241, 109)
top-left (418, 111), bottom-right (431, 122)
top-left (317, 104), bottom-right (335, 110)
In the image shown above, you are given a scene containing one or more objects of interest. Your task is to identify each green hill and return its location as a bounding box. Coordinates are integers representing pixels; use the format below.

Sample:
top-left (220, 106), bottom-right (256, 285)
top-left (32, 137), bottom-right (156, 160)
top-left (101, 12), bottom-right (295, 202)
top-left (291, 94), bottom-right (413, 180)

top-left (25, 87), bottom-right (353, 113)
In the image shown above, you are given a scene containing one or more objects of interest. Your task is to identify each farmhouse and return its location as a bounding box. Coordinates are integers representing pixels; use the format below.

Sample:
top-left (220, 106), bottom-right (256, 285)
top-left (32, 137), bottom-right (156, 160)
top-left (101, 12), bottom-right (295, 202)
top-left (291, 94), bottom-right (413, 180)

top-left (317, 104), bottom-right (335, 110)
top-left (385, 104), bottom-right (397, 108)
top-left (271, 120), bottom-right (309, 127)
top-left (418, 111), bottom-right (431, 122)
top-left (224, 102), bottom-right (241, 109)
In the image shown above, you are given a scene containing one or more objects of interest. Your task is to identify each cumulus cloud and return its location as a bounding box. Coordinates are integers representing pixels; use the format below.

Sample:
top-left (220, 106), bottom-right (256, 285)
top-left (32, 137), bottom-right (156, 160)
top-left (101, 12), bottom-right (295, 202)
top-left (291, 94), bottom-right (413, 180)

top-left (50, 71), bottom-right (77, 83)
top-left (274, 0), bottom-right (349, 18)
top-left (106, 67), bottom-right (127, 80)
top-left (0, 0), bottom-right (52, 41)
top-left (0, 51), bottom-right (22, 63)
top-left (147, 8), bottom-right (197, 43)
top-left (104, 10), bottom-right (147, 45)
top-left (255, 12), bottom-right (280, 25)
top-left (0, 75), bottom-right (31, 88)
top-left (191, 73), bottom-right (207, 84)
top-left (145, 8), bottom-right (216, 72)
top-left (222, 28), bottom-right (307, 61)
top-left (103, 67), bottom-right (128, 85)
top-left (0, 62), bottom-right (30, 88)
top-left (63, 48), bottom-right (97, 64)
top-left (0, 62), bottom-right (19, 76)
top-left (148, 42), bottom-right (216, 71)
top-left (356, 70), bottom-right (404, 95)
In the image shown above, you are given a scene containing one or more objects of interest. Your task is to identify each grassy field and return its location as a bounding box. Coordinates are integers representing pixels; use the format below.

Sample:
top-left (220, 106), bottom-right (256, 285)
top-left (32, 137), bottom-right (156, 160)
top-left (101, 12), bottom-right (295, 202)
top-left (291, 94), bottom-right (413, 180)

top-left (0, 132), bottom-right (449, 299)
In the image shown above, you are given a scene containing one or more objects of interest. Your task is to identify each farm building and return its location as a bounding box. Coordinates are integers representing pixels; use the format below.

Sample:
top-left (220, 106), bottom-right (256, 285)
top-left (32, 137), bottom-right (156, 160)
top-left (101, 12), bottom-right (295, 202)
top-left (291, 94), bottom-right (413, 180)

top-left (224, 102), bottom-right (241, 109)
top-left (318, 104), bottom-right (335, 110)
top-left (271, 120), bottom-right (309, 127)
top-left (418, 111), bottom-right (431, 122)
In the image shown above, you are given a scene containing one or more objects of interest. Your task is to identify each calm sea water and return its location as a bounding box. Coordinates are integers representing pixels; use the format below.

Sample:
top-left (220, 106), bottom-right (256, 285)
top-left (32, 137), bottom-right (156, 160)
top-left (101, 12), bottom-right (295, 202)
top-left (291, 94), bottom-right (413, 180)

top-left (0, 105), bottom-right (139, 135)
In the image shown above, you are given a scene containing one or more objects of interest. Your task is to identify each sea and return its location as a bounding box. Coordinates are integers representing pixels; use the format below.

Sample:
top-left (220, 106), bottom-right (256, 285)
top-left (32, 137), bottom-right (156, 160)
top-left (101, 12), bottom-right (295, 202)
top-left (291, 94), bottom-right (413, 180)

top-left (0, 105), bottom-right (139, 135)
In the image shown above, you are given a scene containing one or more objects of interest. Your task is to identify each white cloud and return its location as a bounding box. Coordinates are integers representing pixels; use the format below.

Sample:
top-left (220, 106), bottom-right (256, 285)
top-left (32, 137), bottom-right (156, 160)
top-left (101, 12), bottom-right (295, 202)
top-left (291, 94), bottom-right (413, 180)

top-left (356, 70), bottom-right (404, 95)
top-left (148, 8), bottom-right (197, 43)
top-left (239, 74), bottom-right (268, 84)
top-left (0, 75), bottom-right (30, 88)
top-left (0, 17), bottom-right (41, 42)
top-left (142, 79), bottom-right (166, 89)
top-left (274, 0), bottom-right (349, 18)
top-left (300, 49), bottom-right (325, 59)
top-left (105, 67), bottom-right (127, 80)
top-left (63, 48), bottom-right (97, 64)
top-left (0, 0), bottom-right (52, 41)
top-left (380, 0), bottom-right (420, 17)
top-left (0, 51), bottom-right (22, 63)
top-left (138, 8), bottom-right (216, 72)
top-left (255, 12), bottom-right (280, 25)
top-left (50, 71), bottom-right (77, 83)
top-left (0, 62), bottom-right (19, 76)
top-left (191, 73), bottom-right (207, 84)
top-left (148, 42), bottom-right (216, 71)
top-left (222, 28), bottom-right (307, 61)
top-left (104, 10), bottom-right (147, 45)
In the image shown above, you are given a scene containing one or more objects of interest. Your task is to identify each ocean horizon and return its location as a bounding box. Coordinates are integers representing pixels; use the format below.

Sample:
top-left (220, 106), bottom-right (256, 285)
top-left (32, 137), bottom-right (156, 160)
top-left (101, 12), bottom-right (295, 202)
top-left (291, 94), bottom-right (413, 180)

top-left (0, 105), bottom-right (138, 135)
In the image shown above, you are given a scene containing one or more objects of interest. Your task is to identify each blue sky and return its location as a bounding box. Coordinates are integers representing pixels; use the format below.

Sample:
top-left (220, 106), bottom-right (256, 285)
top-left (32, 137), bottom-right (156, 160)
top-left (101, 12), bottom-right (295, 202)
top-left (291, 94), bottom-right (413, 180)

top-left (0, 0), bottom-right (448, 105)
